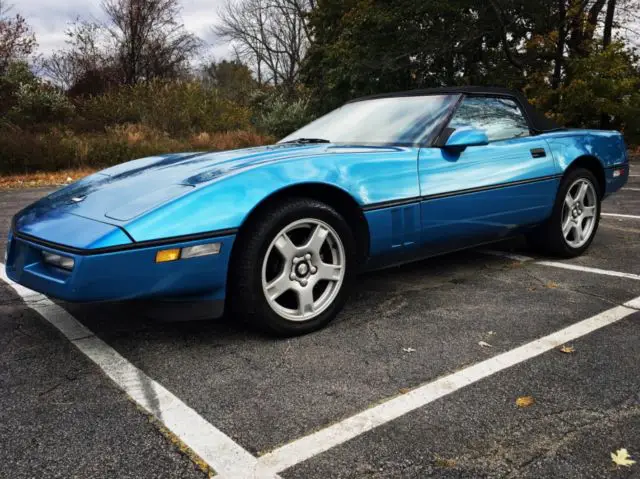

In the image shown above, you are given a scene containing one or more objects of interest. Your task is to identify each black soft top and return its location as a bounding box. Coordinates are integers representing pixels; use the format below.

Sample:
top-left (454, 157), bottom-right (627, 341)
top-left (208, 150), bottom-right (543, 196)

top-left (349, 86), bottom-right (561, 133)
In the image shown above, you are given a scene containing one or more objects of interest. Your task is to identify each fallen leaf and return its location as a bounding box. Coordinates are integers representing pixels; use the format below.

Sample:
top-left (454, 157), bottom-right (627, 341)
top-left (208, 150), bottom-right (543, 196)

top-left (402, 347), bottom-right (416, 353)
top-left (399, 388), bottom-right (410, 394)
top-left (559, 345), bottom-right (575, 354)
top-left (611, 448), bottom-right (636, 467)
top-left (545, 281), bottom-right (559, 289)
top-left (478, 341), bottom-right (493, 348)
top-left (515, 396), bottom-right (535, 408)
top-left (434, 457), bottom-right (457, 468)
top-left (528, 286), bottom-right (537, 292)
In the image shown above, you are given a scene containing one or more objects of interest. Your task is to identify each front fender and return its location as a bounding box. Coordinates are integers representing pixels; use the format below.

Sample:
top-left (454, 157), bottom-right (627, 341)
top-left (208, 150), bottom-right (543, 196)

top-left (123, 146), bottom-right (421, 242)
top-left (124, 156), bottom-right (345, 241)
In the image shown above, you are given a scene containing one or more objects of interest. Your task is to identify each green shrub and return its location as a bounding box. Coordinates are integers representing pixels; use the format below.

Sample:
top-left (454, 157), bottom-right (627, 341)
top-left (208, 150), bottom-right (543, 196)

top-left (251, 89), bottom-right (314, 138)
top-left (0, 62), bottom-right (75, 126)
top-left (0, 62), bottom-right (36, 112)
top-left (8, 82), bottom-right (76, 125)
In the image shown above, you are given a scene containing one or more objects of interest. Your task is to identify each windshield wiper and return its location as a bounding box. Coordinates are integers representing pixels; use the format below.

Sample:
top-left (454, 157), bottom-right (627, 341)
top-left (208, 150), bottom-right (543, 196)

top-left (280, 138), bottom-right (331, 144)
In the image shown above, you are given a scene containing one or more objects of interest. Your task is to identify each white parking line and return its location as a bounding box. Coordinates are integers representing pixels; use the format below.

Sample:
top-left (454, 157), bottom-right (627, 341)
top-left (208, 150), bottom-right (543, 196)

top-left (479, 250), bottom-right (640, 281)
top-left (0, 265), bottom-right (277, 479)
top-left (536, 261), bottom-right (640, 281)
top-left (255, 298), bottom-right (640, 474)
top-left (602, 213), bottom-right (640, 220)
top-left (623, 187), bottom-right (640, 192)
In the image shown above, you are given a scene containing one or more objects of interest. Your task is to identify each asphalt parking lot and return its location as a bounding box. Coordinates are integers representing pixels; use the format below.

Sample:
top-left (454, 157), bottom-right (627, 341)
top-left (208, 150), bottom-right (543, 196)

top-left (1, 169), bottom-right (639, 478)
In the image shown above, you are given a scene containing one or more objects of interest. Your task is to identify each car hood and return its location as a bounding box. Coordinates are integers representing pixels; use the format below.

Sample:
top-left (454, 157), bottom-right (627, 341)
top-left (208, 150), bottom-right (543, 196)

top-left (14, 144), bottom-right (330, 232)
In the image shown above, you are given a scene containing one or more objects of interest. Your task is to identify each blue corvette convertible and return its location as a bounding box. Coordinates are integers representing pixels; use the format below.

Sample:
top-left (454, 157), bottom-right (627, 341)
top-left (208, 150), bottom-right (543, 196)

top-left (6, 87), bottom-right (629, 335)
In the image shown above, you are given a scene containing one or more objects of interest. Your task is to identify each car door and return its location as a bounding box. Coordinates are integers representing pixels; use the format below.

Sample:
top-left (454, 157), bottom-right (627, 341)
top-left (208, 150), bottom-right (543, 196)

top-left (418, 95), bottom-right (559, 254)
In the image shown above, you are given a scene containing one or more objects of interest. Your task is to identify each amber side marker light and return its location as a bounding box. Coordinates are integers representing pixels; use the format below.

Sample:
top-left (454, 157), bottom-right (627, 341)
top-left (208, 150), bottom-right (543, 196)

top-left (155, 243), bottom-right (221, 263)
top-left (155, 249), bottom-right (181, 263)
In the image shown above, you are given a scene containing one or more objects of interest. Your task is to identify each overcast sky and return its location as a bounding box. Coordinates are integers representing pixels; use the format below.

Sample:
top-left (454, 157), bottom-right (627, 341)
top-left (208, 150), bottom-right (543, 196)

top-left (20, 0), bottom-right (235, 61)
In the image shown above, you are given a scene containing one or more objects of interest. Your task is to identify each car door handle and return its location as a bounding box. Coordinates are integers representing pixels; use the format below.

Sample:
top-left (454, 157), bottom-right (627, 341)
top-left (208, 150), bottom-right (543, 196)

top-left (530, 148), bottom-right (546, 158)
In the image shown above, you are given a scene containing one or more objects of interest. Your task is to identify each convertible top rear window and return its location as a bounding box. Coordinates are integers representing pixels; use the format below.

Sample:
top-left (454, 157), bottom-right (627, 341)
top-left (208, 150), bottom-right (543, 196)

top-left (280, 95), bottom-right (458, 145)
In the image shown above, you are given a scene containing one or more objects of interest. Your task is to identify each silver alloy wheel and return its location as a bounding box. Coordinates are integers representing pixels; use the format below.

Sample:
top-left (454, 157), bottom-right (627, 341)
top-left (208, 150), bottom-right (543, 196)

top-left (562, 178), bottom-right (598, 248)
top-left (261, 218), bottom-right (346, 322)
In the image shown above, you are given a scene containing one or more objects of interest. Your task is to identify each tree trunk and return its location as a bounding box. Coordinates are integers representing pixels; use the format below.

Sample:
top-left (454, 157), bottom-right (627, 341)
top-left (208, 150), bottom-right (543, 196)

top-left (568, 0), bottom-right (606, 57)
top-left (600, 0), bottom-right (617, 128)
top-left (603, 0), bottom-right (616, 47)
top-left (552, 0), bottom-right (566, 90)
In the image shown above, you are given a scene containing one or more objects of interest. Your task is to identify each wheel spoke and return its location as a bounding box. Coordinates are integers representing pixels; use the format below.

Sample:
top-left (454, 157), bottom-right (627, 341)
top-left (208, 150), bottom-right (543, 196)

top-left (296, 287), bottom-right (315, 317)
top-left (582, 206), bottom-right (596, 218)
top-left (576, 182), bottom-right (588, 203)
top-left (305, 224), bottom-right (329, 254)
top-left (564, 195), bottom-right (573, 209)
top-left (274, 233), bottom-right (298, 261)
top-left (316, 262), bottom-right (343, 282)
top-left (562, 217), bottom-right (573, 237)
top-left (575, 221), bottom-right (585, 242)
top-left (265, 272), bottom-right (292, 300)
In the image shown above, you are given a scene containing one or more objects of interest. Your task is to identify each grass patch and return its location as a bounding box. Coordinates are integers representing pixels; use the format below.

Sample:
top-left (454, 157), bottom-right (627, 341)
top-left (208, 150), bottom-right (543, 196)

top-left (0, 168), bottom-right (95, 189)
top-left (0, 125), bottom-right (274, 174)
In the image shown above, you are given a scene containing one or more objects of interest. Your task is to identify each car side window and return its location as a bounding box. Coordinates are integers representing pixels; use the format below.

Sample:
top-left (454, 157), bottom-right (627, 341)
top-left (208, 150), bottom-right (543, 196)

top-left (447, 96), bottom-right (530, 142)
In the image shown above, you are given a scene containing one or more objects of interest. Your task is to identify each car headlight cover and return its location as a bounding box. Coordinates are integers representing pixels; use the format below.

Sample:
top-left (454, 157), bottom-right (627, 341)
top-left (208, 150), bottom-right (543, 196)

top-left (181, 243), bottom-right (221, 259)
top-left (42, 251), bottom-right (75, 270)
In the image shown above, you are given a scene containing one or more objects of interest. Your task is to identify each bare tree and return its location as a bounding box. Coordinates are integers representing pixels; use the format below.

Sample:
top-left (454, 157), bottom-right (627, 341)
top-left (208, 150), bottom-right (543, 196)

top-left (41, 20), bottom-right (107, 89)
top-left (615, 0), bottom-right (640, 48)
top-left (0, 0), bottom-right (36, 73)
top-left (40, 51), bottom-right (78, 90)
top-left (215, 0), bottom-right (313, 92)
top-left (102, 0), bottom-right (202, 84)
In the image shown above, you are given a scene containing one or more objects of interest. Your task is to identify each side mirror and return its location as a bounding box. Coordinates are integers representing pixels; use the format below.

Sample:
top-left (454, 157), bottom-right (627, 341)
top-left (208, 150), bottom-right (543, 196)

top-left (444, 127), bottom-right (489, 151)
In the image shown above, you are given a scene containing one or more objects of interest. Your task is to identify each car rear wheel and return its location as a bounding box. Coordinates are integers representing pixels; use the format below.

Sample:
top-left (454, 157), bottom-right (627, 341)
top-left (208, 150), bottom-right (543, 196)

top-left (527, 168), bottom-right (601, 257)
top-left (229, 198), bottom-right (356, 336)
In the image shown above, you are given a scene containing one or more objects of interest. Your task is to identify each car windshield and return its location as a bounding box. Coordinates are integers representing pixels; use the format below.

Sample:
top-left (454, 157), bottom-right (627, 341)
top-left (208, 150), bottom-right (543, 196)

top-left (279, 94), bottom-right (459, 145)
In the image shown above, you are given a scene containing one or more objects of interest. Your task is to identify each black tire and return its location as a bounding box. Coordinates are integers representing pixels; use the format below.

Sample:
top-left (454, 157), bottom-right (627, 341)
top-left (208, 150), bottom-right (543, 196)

top-left (229, 197), bottom-right (356, 336)
top-left (527, 167), bottom-right (601, 258)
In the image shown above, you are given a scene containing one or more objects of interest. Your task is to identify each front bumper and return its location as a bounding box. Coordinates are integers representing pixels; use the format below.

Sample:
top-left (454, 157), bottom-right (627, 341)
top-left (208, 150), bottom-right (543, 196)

top-left (5, 230), bottom-right (235, 305)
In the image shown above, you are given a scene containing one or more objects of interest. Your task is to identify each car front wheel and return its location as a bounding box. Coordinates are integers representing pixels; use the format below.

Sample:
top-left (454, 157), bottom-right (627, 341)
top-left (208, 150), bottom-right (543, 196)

top-left (230, 198), bottom-right (356, 336)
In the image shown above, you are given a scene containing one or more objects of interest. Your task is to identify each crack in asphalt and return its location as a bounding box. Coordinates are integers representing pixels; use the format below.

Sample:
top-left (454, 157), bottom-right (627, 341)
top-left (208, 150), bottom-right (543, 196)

top-left (514, 262), bottom-right (640, 311)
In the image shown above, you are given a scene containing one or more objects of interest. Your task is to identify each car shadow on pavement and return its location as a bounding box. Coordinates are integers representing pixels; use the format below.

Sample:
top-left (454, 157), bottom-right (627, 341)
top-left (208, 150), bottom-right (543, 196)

top-left (58, 240), bottom-right (526, 343)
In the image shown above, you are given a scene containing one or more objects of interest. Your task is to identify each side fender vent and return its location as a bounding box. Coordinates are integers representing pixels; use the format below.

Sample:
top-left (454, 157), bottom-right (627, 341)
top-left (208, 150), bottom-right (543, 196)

top-left (391, 204), bottom-right (420, 248)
